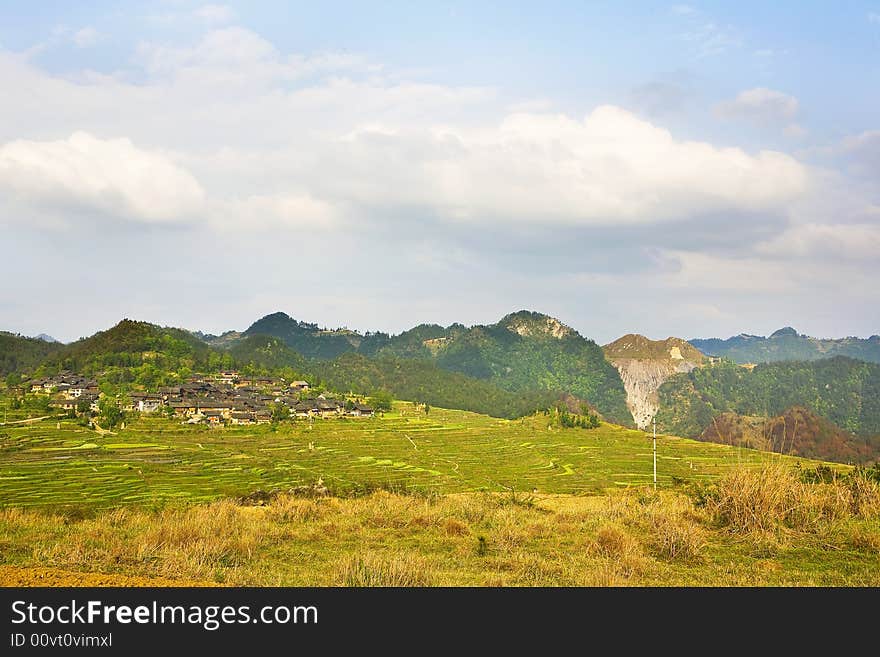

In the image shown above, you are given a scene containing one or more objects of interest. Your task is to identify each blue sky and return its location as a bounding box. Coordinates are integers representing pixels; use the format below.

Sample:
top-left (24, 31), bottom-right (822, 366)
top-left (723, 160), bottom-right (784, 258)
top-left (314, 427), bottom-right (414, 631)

top-left (1, 1), bottom-right (878, 343)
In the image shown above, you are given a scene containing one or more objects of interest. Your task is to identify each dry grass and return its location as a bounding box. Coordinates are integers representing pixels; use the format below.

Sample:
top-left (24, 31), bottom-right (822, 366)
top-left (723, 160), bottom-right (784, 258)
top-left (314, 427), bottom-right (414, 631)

top-left (337, 552), bottom-right (436, 587)
top-left (1, 467), bottom-right (879, 587)
top-left (703, 463), bottom-right (880, 534)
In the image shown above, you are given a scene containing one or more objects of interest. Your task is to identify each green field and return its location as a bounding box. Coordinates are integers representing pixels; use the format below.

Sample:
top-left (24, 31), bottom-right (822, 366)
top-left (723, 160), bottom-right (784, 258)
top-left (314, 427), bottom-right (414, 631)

top-left (0, 402), bottom-right (825, 511)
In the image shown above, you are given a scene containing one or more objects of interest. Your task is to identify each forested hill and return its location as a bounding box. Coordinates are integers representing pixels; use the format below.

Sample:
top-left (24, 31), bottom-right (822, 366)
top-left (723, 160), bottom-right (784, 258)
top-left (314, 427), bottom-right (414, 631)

top-left (690, 327), bottom-right (880, 364)
top-left (655, 356), bottom-right (880, 449)
top-left (0, 332), bottom-right (65, 376)
top-left (307, 353), bottom-right (560, 419)
top-left (41, 319), bottom-right (222, 376)
top-left (243, 312), bottom-right (389, 360)
top-left (377, 311), bottom-right (631, 426)
top-left (232, 310), bottom-right (632, 425)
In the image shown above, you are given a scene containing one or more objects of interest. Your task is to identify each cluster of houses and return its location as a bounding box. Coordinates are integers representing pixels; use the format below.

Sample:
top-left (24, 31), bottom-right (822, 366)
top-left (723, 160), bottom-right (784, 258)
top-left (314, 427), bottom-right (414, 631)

top-left (29, 373), bottom-right (101, 413)
top-left (27, 370), bottom-right (375, 426)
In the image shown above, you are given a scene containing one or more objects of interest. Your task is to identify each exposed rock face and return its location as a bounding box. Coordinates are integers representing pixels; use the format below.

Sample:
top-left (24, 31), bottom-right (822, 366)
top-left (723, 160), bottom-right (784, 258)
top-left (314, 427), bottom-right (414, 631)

top-left (504, 314), bottom-right (572, 339)
top-left (611, 358), bottom-right (698, 429)
top-left (603, 335), bottom-right (705, 429)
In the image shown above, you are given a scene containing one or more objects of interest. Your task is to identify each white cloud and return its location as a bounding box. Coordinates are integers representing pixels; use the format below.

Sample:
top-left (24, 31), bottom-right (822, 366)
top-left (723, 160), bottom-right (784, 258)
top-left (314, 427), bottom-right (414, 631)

top-left (756, 223), bottom-right (880, 260)
top-left (194, 4), bottom-right (236, 24)
top-left (715, 87), bottom-right (799, 122)
top-left (0, 131), bottom-right (205, 223)
top-left (72, 27), bottom-right (100, 48)
top-left (320, 105), bottom-right (807, 225)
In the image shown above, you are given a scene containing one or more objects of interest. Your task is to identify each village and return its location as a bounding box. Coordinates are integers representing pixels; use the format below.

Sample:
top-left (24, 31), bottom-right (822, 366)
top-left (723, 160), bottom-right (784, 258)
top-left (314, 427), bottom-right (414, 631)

top-left (26, 371), bottom-right (375, 426)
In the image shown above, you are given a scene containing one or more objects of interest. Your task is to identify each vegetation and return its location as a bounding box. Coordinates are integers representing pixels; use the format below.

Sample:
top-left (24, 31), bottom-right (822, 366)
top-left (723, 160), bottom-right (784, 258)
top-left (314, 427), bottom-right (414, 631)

top-left (0, 332), bottom-right (64, 376)
top-left (690, 327), bottom-right (880, 364)
top-left (0, 401), bottom-right (821, 510)
top-left (243, 312), bottom-right (368, 360)
top-left (656, 357), bottom-right (880, 442)
top-left (308, 353), bottom-right (560, 419)
top-left (234, 310), bottom-right (631, 424)
top-left (1, 463), bottom-right (877, 586)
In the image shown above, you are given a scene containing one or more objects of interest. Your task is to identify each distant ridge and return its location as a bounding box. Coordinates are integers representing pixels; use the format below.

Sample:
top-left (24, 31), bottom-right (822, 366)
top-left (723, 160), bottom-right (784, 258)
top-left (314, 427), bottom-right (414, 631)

top-left (690, 328), bottom-right (880, 364)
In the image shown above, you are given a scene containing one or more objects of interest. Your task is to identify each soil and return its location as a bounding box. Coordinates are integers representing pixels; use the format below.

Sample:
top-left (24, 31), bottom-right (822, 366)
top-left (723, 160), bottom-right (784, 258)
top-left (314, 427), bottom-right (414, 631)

top-left (0, 565), bottom-right (220, 587)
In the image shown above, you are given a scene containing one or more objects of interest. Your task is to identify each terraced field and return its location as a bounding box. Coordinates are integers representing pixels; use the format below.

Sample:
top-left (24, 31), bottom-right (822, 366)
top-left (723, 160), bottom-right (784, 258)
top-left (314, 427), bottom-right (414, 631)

top-left (0, 402), bottom-right (828, 510)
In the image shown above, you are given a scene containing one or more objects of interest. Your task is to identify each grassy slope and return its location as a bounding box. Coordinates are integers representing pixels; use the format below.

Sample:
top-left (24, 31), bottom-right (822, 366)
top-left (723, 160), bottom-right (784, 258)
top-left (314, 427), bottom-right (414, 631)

top-left (1, 401), bottom-right (877, 586)
top-left (1, 468), bottom-right (877, 586)
top-left (0, 401), bottom-right (831, 511)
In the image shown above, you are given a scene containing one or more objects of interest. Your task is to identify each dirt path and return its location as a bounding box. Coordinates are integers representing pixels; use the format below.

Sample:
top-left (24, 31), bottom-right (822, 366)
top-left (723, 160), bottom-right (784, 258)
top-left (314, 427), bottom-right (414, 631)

top-left (0, 415), bottom-right (55, 426)
top-left (0, 565), bottom-right (220, 587)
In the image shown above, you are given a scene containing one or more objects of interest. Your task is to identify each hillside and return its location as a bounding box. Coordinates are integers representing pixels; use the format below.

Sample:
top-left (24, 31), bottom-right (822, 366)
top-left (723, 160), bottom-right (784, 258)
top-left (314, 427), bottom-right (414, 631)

top-left (308, 352), bottom-right (560, 419)
top-left (243, 312), bottom-right (378, 360)
top-left (0, 331), bottom-right (65, 376)
top-left (224, 310), bottom-right (631, 424)
top-left (699, 406), bottom-right (880, 464)
top-left (603, 334), bottom-right (706, 429)
top-left (655, 357), bottom-right (880, 462)
top-left (380, 311), bottom-right (631, 425)
top-left (227, 334), bottom-right (307, 372)
top-left (690, 328), bottom-right (880, 364)
top-left (46, 319), bottom-right (220, 376)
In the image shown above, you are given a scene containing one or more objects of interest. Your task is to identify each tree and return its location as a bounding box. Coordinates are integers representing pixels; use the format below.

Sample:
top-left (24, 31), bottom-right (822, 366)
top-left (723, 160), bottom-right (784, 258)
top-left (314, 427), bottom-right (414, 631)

top-left (76, 398), bottom-right (91, 415)
top-left (97, 398), bottom-right (124, 430)
top-left (368, 389), bottom-right (393, 412)
top-left (269, 402), bottom-right (291, 423)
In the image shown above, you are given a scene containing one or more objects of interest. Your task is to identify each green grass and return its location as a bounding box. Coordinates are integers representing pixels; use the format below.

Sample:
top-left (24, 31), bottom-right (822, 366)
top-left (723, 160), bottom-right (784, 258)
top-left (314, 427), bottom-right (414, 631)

top-left (0, 401), bottom-right (831, 511)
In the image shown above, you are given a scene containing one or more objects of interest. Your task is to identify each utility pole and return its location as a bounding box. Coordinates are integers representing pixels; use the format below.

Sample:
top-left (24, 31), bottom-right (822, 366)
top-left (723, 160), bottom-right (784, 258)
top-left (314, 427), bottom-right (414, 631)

top-left (653, 416), bottom-right (657, 490)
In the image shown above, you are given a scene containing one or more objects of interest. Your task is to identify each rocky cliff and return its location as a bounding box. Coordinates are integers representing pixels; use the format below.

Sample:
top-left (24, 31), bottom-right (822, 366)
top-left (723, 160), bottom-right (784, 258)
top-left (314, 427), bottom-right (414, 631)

top-left (603, 335), bottom-right (705, 429)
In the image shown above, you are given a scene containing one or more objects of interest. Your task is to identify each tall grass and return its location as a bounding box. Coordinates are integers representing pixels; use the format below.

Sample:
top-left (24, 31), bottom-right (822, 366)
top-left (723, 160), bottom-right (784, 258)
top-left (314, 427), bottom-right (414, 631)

top-left (703, 463), bottom-right (880, 533)
top-left (1, 465), bottom-right (879, 587)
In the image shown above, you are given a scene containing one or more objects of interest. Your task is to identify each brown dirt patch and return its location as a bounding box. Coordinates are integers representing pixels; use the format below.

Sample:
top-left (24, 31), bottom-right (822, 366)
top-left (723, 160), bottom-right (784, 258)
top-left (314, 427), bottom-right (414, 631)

top-left (0, 565), bottom-right (221, 587)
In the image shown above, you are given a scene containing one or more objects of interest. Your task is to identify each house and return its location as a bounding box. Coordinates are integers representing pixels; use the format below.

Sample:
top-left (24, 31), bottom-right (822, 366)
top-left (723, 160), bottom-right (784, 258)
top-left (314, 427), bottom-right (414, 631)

top-left (316, 399), bottom-right (343, 418)
top-left (229, 412), bottom-right (255, 425)
top-left (29, 380), bottom-right (47, 393)
top-left (290, 380), bottom-right (310, 392)
top-left (197, 400), bottom-right (234, 419)
top-left (348, 404), bottom-right (375, 417)
top-left (50, 399), bottom-right (78, 412)
top-left (215, 371), bottom-right (239, 385)
top-left (203, 411), bottom-right (224, 426)
top-left (293, 400), bottom-right (315, 418)
top-left (130, 393), bottom-right (163, 413)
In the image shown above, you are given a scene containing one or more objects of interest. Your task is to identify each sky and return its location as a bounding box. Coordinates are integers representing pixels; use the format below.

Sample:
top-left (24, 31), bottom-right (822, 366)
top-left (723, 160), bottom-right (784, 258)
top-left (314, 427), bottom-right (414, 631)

top-left (0, 1), bottom-right (878, 344)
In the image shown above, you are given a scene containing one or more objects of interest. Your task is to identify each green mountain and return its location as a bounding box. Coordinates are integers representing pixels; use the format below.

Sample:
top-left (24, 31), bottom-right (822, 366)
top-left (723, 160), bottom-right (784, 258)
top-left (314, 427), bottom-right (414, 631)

top-left (227, 334), bottom-right (306, 371)
top-left (378, 311), bottom-right (631, 425)
top-left (0, 331), bottom-right (65, 376)
top-left (229, 310), bottom-right (631, 424)
top-left (45, 319), bottom-right (224, 377)
top-left (699, 406), bottom-right (880, 465)
top-left (656, 356), bottom-right (880, 451)
top-left (308, 352), bottom-right (560, 419)
top-left (242, 312), bottom-right (384, 360)
top-left (690, 328), bottom-right (880, 364)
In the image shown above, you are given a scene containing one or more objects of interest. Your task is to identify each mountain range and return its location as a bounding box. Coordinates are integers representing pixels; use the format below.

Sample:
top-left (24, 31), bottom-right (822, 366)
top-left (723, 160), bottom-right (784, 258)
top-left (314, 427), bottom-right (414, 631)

top-left (3, 312), bottom-right (879, 463)
top-left (689, 327), bottom-right (880, 364)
